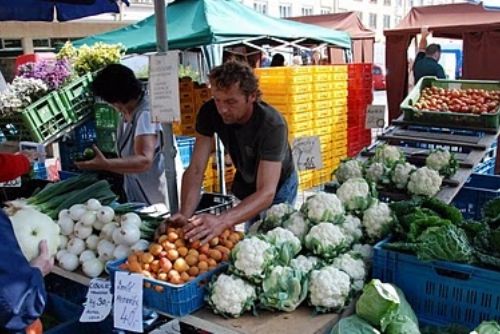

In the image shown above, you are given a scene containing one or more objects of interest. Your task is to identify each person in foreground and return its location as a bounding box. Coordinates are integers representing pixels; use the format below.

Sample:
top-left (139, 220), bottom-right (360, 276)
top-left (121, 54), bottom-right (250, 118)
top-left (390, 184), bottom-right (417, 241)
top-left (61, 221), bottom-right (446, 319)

top-left (75, 64), bottom-right (167, 206)
top-left (158, 60), bottom-right (297, 244)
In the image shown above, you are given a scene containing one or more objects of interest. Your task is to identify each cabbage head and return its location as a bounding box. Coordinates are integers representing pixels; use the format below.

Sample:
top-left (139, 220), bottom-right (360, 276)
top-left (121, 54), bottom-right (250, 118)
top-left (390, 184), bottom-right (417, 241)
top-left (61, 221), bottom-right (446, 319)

top-left (330, 315), bottom-right (381, 334)
top-left (259, 266), bottom-right (309, 312)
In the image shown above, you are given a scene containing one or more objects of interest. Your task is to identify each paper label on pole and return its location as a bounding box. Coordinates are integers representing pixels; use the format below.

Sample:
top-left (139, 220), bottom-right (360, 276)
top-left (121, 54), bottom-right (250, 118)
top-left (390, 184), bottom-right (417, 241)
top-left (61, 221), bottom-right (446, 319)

top-left (292, 136), bottom-right (323, 171)
top-left (149, 52), bottom-right (180, 123)
top-left (80, 279), bottom-right (112, 323)
top-left (113, 272), bottom-right (143, 333)
top-left (365, 105), bottom-right (386, 129)
top-left (0, 177), bottom-right (21, 188)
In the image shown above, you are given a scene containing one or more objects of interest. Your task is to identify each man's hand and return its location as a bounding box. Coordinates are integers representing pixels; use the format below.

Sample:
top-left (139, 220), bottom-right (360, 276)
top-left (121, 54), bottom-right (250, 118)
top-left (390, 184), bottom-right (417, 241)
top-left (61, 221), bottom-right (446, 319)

top-left (75, 145), bottom-right (108, 171)
top-left (421, 26), bottom-right (430, 37)
top-left (184, 214), bottom-right (230, 245)
top-left (154, 213), bottom-right (190, 240)
top-left (30, 240), bottom-right (54, 276)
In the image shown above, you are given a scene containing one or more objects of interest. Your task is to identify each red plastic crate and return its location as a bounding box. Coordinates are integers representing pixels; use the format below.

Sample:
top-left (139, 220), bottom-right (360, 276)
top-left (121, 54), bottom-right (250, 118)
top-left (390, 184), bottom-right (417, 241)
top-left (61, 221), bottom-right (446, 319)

top-left (348, 63), bottom-right (373, 72)
top-left (348, 78), bottom-right (373, 90)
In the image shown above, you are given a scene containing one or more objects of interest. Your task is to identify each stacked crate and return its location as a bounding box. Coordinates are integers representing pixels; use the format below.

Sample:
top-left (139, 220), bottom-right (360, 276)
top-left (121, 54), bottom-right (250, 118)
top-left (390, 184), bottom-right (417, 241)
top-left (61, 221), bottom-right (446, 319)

top-left (175, 78), bottom-right (212, 136)
top-left (347, 63), bottom-right (374, 157)
top-left (202, 154), bottom-right (236, 193)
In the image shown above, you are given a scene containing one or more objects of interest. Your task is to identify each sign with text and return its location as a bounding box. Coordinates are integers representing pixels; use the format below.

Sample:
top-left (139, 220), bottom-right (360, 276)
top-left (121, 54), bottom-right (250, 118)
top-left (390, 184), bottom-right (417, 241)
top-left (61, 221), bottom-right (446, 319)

top-left (0, 177), bottom-right (21, 188)
top-left (80, 279), bottom-right (112, 323)
top-left (292, 136), bottom-right (323, 171)
top-left (149, 52), bottom-right (180, 123)
top-left (365, 105), bottom-right (386, 129)
top-left (113, 272), bottom-right (144, 333)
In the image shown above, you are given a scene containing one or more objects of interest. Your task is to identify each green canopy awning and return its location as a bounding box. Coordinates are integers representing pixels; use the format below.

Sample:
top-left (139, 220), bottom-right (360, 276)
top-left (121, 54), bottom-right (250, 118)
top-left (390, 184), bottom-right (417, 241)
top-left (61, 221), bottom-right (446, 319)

top-left (74, 0), bottom-right (351, 53)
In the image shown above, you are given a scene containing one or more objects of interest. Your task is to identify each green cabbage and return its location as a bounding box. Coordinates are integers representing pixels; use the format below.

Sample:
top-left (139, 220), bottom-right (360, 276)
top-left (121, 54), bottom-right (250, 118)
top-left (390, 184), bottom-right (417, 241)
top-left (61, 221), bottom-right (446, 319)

top-left (330, 315), bottom-right (381, 334)
top-left (472, 320), bottom-right (500, 334)
top-left (385, 315), bottom-right (420, 334)
top-left (259, 266), bottom-right (308, 312)
top-left (356, 279), bottom-right (400, 331)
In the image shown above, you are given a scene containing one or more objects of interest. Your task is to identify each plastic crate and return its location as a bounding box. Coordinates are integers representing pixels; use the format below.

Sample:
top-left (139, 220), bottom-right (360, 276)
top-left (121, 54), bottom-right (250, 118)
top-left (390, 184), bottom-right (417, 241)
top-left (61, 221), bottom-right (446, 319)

top-left (255, 66), bottom-right (312, 76)
top-left (373, 239), bottom-right (500, 329)
top-left (313, 73), bottom-right (333, 82)
top-left (273, 102), bottom-right (312, 114)
top-left (58, 119), bottom-right (97, 171)
top-left (94, 103), bottom-right (119, 129)
top-left (59, 73), bottom-right (94, 122)
top-left (96, 127), bottom-right (117, 154)
top-left (285, 111), bottom-right (311, 124)
top-left (0, 91), bottom-right (72, 142)
top-left (473, 158), bottom-right (496, 175)
top-left (195, 192), bottom-right (234, 215)
top-left (176, 136), bottom-right (196, 169)
top-left (258, 75), bottom-right (312, 85)
top-left (312, 65), bottom-right (333, 73)
top-left (312, 82), bottom-right (334, 92)
top-left (264, 93), bottom-right (312, 105)
top-left (261, 83), bottom-right (313, 95)
top-left (451, 174), bottom-right (500, 220)
top-left (401, 77), bottom-right (500, 130)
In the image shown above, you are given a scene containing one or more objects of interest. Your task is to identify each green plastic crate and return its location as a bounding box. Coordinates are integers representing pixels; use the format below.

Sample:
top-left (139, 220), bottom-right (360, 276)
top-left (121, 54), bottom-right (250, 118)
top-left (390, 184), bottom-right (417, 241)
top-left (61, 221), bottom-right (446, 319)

top-left (96, 127), bottom-right (117, 154)
top-left (401, 76), bottom-right (500, 130)
top-left (94, 103), bottom-right (120, 129)
top-left (0, 91), bottom-right (72, 142)
top-left (59, 73), bottom-right (94, 122)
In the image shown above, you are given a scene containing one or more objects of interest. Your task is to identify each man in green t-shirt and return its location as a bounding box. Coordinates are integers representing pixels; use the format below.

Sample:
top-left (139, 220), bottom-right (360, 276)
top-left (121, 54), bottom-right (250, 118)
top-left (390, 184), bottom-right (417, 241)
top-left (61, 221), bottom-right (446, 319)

top-left (164, 61), bottom-right (297, 244)
top-left (413, 27), bottom-right (446, 84)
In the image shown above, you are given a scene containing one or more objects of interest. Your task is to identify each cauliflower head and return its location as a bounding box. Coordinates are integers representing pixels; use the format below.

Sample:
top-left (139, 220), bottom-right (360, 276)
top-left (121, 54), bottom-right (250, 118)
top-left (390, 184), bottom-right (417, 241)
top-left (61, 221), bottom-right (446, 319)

top-left (374, 144), bottom-right (404, 166)
top-left (305, 223), bottom-right (350, 259)
top-left (365, 162), bottom-right (387, 184)
top-left (266, 227), bottom-right (302, 266)
top-left (332, 253), bottom-right (367, 291)
top-left (283, 211), bottom-right (310, 241)
top-left (426, 148), bottom-right (458, 177)
top-left (362, 201), bottom-right (394, 242)
top-left (407, 166), bottom-right (442, 197)
top-left (309, 266), bottom-right (351, 312)
top-left (207, 274), bottom-right (256, 318)
top-left (391, 162), bottom-right (417, 189)
top-left (334, 159), bottom-right (364, 184)
top-left (301, 192), bottom-right (345, 224)
top-left (349, 244), bottom-right (374, 266)
top-left (290, 255), bottom-right (319, 275)
top-left (336, 178), bottom-right (374, 212)
top-left (230, 237), bottom-right (276, 283)
top-left (260, 203), bottom-right (296, 232)
top-left (340, 215), bottom-right (363, 244)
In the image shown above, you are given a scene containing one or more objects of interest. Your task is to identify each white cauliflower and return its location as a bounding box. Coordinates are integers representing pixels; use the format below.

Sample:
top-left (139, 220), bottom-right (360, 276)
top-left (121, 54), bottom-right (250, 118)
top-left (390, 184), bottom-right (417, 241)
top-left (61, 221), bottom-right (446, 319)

top-left (231, 237), bottom-right (276, 283)
top-left (365, 162), bottom-right (386, 183)
top-left (349, 244), bottom-right (374, 266)
top-left (407, 166), bottom-right (443, 197)
top-left (260, 203), bottom-right (295, 232)
top-left (335, 159), bottom-right (364, 184)
top-left (362, 201), bottom-right (394, 242)
top-left (266, 227), bottom-right (301, 265)
top-left (309, 266), bottom-right (351, 312)
top-left (207, 274), bottom-right (256, 318)
top-left (332, 253), bottom-right (366, 291)
top-left (426, 148), bottom-right (458, 177)
top-left (336, 178), bottom-right (373, 212)
top-left (301, 192), bottom-right (345, 224)
top-left (290, 255), bottom-right (319, 275)
top-left (283, 211), bottom-right (309, 241)
top-left (305, 223), bottom-right (350, 259)
top-left (340, 215), bottom-right (363, 244)
top-left (391, 162), bottom-right (417, 189)
top-left (374, 144), bottom-right (403, 166)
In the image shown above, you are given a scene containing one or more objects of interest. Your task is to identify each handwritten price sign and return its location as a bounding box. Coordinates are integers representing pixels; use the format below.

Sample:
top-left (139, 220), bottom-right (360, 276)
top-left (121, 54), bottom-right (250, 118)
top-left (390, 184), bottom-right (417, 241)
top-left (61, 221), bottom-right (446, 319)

top-left (113, 272), bottom-right (143, 333)
top-left (80, 279), bottom-right (112, 322)
top-left (0, 177), bottom-right (21, 188)
top-left (292, 136), bottom-right (322, 171)
top-left (365, 105), bottom-right (386, 129)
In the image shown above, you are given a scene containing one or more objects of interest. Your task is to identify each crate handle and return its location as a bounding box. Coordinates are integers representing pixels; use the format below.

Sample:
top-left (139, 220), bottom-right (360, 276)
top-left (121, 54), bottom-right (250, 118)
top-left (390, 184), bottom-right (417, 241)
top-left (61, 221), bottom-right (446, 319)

top-left (433, 266), bottom-right (472, 280)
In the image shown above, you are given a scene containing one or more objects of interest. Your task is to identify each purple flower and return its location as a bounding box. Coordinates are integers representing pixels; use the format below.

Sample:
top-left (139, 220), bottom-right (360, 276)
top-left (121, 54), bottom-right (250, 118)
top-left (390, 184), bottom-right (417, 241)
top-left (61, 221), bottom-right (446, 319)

top-left (18, 59), bottom-right (72, 90)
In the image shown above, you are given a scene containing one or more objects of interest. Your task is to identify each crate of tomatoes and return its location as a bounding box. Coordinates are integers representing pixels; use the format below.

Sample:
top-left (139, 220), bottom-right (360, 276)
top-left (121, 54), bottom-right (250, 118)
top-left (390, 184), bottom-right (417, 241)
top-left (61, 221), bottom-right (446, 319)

top-left (401, 76), bottom-right (500, 130)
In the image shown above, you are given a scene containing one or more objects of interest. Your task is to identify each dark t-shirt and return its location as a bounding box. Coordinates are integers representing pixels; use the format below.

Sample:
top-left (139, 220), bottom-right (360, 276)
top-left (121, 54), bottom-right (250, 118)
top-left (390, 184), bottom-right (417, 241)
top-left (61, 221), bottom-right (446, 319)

top-left (413, 51), bottom-right (446, 84)
top-left (196, 99), bottom-right (295, 200)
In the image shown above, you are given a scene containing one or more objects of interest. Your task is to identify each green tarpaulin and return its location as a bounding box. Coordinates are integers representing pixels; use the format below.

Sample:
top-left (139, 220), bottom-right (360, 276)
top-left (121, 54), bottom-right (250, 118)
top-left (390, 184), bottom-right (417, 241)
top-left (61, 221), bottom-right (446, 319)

top-left (74, 0), bottom-right (351, 53)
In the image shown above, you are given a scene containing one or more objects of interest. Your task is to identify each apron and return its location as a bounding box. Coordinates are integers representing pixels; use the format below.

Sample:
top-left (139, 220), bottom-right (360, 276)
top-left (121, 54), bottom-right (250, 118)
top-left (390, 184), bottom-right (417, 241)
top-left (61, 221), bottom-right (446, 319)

top-left (116, 96), bottom-right (167, 206)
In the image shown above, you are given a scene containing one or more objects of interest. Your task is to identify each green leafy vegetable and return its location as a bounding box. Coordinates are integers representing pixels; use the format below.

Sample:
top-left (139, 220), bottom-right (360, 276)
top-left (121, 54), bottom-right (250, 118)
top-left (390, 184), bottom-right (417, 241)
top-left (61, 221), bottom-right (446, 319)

top-left (330, 315), bottom-right (381, 334)
top-left (422, 197), bottom-right (463, 224)
top-left (416, 225), bottom-right (474, 263)
top-left (259, 266), bottom-right (308, 312)
top-left (385, 316), bottom-right (420, 334)
top-left (472, 320), bottom-right (500, 334)
top-left (356, 279), bottom-right (400, 331)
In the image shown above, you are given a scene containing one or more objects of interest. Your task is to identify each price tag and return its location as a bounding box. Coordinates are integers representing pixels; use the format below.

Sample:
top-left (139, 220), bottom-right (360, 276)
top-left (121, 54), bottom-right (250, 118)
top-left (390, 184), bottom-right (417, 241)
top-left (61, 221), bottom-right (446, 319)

top-left (149, 52), bottom-right (180, 123)
top-left (365, 105), bottom-right (386, 129)
top-left (0, 177), bottom-right (21, 188)
top-left (292, 136), bottom-right (323, 171)
top-left (113, 272), bottom-right (144, 333)
top-left (80, 279), bottom-right (112, 322)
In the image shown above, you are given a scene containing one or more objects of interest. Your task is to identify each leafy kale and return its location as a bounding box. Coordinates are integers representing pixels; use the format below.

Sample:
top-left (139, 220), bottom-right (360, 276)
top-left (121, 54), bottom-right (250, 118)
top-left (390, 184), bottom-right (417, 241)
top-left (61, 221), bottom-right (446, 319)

top-left (422, 197), bottom-right (463, 224)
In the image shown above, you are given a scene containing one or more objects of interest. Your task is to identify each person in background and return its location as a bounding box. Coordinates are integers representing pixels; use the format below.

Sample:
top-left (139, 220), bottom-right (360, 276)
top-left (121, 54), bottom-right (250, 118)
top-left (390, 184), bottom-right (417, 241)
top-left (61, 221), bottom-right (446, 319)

top-left (75, 64), bottom-right (167, 207)
top-left (157, 61), bottom-right (297, 244)
top-left (260, 53), bottom-right (271, 68)
top-left (413, 27), bottom-right (446, 84)
top-left (0, 152), bottom-right (54, 333)
top-left (311, 50), bottom-right (322, 65)
top-left (291, 55), bottom-right (303, 66)
top-left (270, 53), bottom-right (285, 67)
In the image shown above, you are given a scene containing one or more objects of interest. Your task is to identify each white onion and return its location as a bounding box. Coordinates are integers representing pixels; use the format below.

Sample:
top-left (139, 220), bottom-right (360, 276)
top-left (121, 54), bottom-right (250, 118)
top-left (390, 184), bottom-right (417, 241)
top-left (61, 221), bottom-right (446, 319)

top-left (59, 252), bottom-right (79, 271)
top-left (92, 219), bottom-right (105, 231)
top-left (131, 239), bottom-right (150, 252)
top-left (80, 211), bottom-right (97, 226)
top-left (58, 217), bottom-right (75, 236)
top-left (100, 222), bottom-right (117, 241)
top-left (56, 249), bottom-right (69, 262)
top-left (97, 239), bottom-right (115, 262)
top-left (113, 244), bottom-right (130, 260)
top-left (69, 204), bottom-right (87, 221)
top-left (74, 222), bottom-right (92, 240)
top-left (67, 237), bottom-right (85, 255)
top-left (79, 250), bottom-right (96, 264)
top-left (82, 258), bottom-right (104, 278)
top-left (58, 235), bottom-right (68, 250)
top-left (58, 209), bottom-right (71, 220)
top-left (97, 207), bottom-right (115, 223)
top-left (118, 224), bottom-right (141, 246)
top-left (86, 199), bottom-right (102, 211)
top-left (86, 235), bottom-right (100, 250)
top-left (120, 213), bottom-right (142, 228)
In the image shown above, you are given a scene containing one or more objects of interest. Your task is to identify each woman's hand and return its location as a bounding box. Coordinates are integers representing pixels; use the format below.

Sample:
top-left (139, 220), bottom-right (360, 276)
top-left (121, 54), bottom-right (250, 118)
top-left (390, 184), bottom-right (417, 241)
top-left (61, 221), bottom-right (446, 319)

top-left (75, 145), bottom-right (108, 171)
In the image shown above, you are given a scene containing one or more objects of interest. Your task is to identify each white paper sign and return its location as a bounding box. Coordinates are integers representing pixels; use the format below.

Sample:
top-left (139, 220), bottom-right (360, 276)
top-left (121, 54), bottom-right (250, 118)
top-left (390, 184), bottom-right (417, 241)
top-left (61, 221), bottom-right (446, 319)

top-left (365, 105), bottom-right (386, 129)
top-left (113, 272), bottom-right (144, 333)
top-left (80, 279), bottom-right (112, 323)
top-left (148, 52), bottom-right (180, 123)
top-left (292, 136), bottom-right (323, 171)
top-left (0, 177), bottom-right (21, 188)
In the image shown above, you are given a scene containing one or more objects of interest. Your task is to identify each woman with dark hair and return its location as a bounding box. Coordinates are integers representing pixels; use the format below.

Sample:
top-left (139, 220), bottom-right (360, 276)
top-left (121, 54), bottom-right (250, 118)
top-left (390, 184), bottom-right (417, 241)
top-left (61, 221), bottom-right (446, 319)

top-left (76, 64), bottom-right (167, 206)
top-left (270, 53), bottom-right (285, 67)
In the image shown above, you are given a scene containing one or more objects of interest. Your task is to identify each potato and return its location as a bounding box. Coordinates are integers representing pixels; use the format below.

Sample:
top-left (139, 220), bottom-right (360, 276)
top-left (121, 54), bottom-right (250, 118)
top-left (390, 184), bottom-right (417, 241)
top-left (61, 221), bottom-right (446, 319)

top-left (208, 249), bottom-right (222, 262)
top-left (150, 260), bottom-right (160, 273)
top-left (198, 261), bottom-right (208, 271)
top-left (215, 245), bottom-right (230, 255)
top-left (158, 250), bottom-right (168, 259)
top-left (162, 241), bottom-right (176, 250)
top-left (168, 270), bottom-right (180, 280)
top-left (157, 272), bottom-right (168, 281)
top-left (185, 254), bottom-right (198, 266)
top-left (175, 239), bottom-right (186, 248)
top-left (142, 263), bottom-right (150, 271)
top-left (167, 227), bottom-right (176, 234)
top-left (174, 258), bottom-right (189, 273)
top-left (200, 244), bottom-right (210, 255)
top-left (187, 249), bottom-right (199, 257)
top-left (180, 272), bottom-right (190, 282)
top-left (221, 229), bottom-right (231, 239)
top-left (189, 240), bottom-right (201, 250)
top-left (199, 254), bottom-right (208, 262)
top-left (177, 247), bottom-right (188, 257)
top-left (207, 258), bottom-right (217, 268)
top-left (149, 243), bottom-right (163, 256)
top-left (170, 276), bottom-right (183, 285)
top-left (141, 252), bottom-right (154, 264)
top-left (167, 249), bottom-right (179, 261)
top-left (127, 254), bottom-right (138, 263)
top-left (141, 270), bottom-right (152, 278)
top-left (228, 233), bottom-right (240, 244)
top-left (158, 235), bottom-right (168, 244)
top-left (159, 258), bottom-right (172, 272)
top-left (188, 266), bottom-right (199, 277)
top-left (209, 237), bottom-right (219, 247)
top-left (222, 240), bottom-right (234, 249)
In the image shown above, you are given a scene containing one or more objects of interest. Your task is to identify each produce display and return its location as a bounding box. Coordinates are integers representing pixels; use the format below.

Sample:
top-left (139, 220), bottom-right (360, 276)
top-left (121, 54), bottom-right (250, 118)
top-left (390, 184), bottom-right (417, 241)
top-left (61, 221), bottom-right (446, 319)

top-left (414, 87), bottom-right (500, 114)
top-left (0, 77), bottom-right (48, 115)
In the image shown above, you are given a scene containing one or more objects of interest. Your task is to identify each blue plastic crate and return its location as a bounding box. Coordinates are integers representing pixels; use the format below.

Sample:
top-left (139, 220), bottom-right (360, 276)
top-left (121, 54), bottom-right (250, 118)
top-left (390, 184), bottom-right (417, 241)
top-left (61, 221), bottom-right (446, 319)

top-left (58, 170), bottom-right (81, 181)
top-left (452, 173), bottom-right (500, 219)
top-left (107, 258), bottom-right (228, 317)
top-left (176, 136), bottom-right (195, 169)
top-left (372, 239), bottom-right (500, 329)
top-left (473, 158), bottom-right (496, 175)
top-left (59, 119), bottom-right (97, 171)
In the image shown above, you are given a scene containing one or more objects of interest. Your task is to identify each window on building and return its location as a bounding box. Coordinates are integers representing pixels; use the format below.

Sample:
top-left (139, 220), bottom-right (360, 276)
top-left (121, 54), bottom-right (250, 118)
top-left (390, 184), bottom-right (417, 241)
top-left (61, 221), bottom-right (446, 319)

top-left (369, 13), bottom-right (377, 29)
top-left (357, 11), bottom-right (364, 22)
top-left (383, 15), bottom-right (391, 28)
top-left (302, 6), bottom-right (313, 16)
top-left (384, 0), bottom-right (391, 5)
top-left (395, 15), bottom-right (402, 24)
top-left (320, 7), bottom-right (331, 14)
top-left (253, 1), bottom-right (268, 14)
top-left (2, 39), bottom-right (22, 49)
top-left (279, 4), bottom-right (292, 17)
top-left (33, 39), bottom-right (50, 48)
